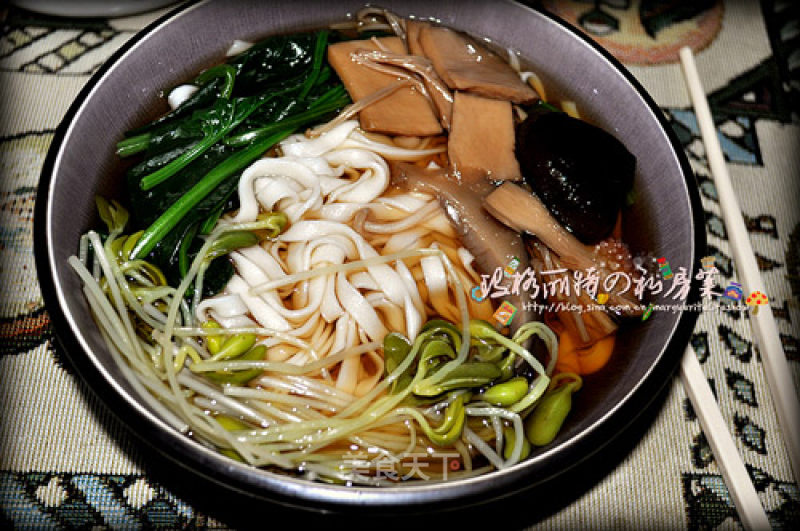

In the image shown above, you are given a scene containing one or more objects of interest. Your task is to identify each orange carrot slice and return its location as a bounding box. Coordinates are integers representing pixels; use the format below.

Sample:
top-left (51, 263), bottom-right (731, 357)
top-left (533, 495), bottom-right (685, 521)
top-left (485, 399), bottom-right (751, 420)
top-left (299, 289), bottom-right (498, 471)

top-left (555, 328), bottom-right (616, 375)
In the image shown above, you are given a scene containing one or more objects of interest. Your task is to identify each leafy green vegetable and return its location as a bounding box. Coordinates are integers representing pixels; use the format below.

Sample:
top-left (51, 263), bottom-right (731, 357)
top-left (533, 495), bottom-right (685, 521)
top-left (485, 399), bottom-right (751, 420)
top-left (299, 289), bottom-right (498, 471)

top-left (130, 129), bottom-right (293, 260)
top-left (223, 86), bottom-right (349, 147)
top-left (298, 30), bottom-right (329, 100)
top-left (195, 64), bottom-right (237, 100)
top-left (120, 78), bottom-right (224, 144)
top-left (139, 88), bottom-right (298, 191)
top-left (226, 33), bottom-right (317, 96)
top-left (116, 30), bottom-right (351, 296)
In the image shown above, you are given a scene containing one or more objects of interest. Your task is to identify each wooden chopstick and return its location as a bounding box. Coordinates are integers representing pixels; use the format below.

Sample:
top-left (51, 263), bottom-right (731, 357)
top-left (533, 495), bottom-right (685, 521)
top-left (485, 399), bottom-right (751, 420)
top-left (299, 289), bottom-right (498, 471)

top-left (680, 347), bottom-right (770, 529)
top-left (679, 47), bottom-right (800, 487)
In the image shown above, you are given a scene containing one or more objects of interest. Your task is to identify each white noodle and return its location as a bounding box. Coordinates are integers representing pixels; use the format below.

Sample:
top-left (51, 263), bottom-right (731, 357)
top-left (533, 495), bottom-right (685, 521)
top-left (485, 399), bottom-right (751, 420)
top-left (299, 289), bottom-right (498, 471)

top-left (71, 70), bottom-right (570, 482)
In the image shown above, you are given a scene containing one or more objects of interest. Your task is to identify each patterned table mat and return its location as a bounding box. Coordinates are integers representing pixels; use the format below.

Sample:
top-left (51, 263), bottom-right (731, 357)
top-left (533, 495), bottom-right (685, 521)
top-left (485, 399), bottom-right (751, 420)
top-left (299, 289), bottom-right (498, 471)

top-left (1, 1), bottom-right (798, 528)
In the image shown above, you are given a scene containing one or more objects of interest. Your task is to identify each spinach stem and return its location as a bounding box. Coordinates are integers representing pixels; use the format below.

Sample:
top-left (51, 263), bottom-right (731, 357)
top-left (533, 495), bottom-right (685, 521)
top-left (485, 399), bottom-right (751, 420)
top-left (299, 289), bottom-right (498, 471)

top-left (308, 84), bottom-right (347, 110)
top-left (200, 204), bottom-right (225, 235)
top-left (223, 95), bottom-right (348, 147)
top-left (140, 130), bottom-right (226, 190)
top-left (117, 133), bottom-right (151, 157)
top-left (195, 64), bottom-right (236, 100)
top-left (298, 30), bottom-right (329, 100)
top-left (178, 223), bottom-right (199, 278)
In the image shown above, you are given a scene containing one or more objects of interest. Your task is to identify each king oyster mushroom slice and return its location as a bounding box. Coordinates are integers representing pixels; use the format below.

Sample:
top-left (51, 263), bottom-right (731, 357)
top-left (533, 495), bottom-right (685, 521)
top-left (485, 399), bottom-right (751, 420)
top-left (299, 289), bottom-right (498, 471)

top-left (484, 181), bottom-right (643, 317)
top-left (390, 162), bottom-right (537, 334)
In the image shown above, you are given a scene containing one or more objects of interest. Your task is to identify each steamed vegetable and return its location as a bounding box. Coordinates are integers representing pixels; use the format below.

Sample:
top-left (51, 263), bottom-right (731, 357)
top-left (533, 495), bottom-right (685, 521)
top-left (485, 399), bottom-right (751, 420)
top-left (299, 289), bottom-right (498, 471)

top-left (525, 374), bottom-right (582, 446)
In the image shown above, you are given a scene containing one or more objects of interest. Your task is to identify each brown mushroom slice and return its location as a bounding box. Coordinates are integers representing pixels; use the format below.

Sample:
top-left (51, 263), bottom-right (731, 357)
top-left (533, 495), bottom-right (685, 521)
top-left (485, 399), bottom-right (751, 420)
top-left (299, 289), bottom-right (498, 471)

top-left (349, 48), bottom-right (454, 130)
top-left (484, 182), bottom-right (595, 271)
top-left (417, 25), bottom-right (539, 104)
top-left (406, 19), bottom-right (429, 56)
top-left (327, 37), bottom-right (442, 136)
top-left (449, 91), bottom-right (521, 182)
top-left (390, 162), bottom-right (533, 331)
top-left (526, 239), bottom-right (618, 344)
top-left (484, 182), bottom-right (642, 316)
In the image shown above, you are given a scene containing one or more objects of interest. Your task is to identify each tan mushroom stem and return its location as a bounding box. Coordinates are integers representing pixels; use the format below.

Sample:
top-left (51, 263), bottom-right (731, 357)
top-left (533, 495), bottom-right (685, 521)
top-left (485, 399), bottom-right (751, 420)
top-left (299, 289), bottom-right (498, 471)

top-left (484, 182), bottom-right (642, 316)
top-left (330, 6), bottom-right (407, 39)
top-left (528, 240), bottom-right (619, 343)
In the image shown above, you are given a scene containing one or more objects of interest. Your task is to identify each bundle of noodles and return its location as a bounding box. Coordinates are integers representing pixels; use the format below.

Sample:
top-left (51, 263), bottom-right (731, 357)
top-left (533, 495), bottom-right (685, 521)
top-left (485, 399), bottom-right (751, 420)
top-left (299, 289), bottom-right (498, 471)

top-left (204, 120), bottom-right (495, 397)
top-left (68, 5), bottom-right (588, 484)
top-left (70, 119), bottom-right (563, 485)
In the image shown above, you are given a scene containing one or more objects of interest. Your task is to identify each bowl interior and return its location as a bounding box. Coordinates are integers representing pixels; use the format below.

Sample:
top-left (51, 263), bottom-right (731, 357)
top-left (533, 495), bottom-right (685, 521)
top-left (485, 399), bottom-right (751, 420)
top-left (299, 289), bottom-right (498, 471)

top-left (38, 0), bottom-right (699, 510)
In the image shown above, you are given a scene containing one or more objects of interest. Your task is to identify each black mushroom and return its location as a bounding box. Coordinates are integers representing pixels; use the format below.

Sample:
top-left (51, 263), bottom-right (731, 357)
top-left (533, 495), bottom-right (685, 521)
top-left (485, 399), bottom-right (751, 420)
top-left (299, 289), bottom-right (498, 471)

top-left (515, 107), bottom-right (636, 244)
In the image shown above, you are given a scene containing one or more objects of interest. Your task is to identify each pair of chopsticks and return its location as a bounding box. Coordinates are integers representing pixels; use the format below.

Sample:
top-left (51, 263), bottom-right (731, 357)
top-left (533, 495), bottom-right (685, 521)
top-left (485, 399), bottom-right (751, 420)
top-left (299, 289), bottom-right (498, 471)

top-left (678, 47), bottom-right (800, 530)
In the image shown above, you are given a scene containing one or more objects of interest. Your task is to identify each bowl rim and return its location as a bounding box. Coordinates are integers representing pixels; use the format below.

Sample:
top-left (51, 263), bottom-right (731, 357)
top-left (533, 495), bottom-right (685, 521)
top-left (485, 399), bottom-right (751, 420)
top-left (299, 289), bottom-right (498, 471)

top-left (33, 0), bottom-right (706, 513)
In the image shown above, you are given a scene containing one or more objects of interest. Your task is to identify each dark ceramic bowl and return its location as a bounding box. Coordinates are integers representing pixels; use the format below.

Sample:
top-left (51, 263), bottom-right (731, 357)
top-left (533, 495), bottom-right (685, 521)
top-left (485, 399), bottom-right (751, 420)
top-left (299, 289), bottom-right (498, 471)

top-left (35, 0), bottom-right (704, 514)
